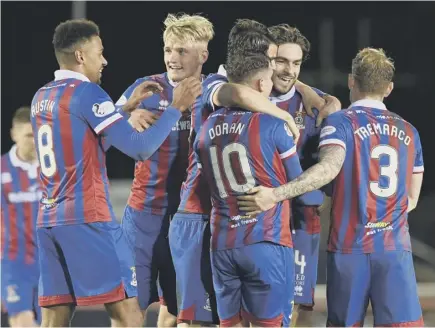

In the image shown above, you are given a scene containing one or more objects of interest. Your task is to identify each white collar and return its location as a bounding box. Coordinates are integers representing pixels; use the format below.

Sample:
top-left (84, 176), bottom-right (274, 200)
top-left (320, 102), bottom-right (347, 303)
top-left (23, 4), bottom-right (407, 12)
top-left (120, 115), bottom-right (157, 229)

top-left (269, 86), bottom-right (296, 103)
top-left (9, 145), bottom-right (39, 171)
top-left (350, 99), bottom-right (386, 110)
top-left (217, 65), bottom-right (227, 77)
top-left (54, 69), bottom-right (90, 82)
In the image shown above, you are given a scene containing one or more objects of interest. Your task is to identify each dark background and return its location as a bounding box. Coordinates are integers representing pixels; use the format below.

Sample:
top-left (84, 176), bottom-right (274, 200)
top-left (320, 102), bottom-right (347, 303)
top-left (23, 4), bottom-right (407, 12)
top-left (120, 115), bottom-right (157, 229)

top-left (2, 1), bottom-right (434, 192)
top-left (1, 3), bottom-right (434, 325)
top-left (1, 1), bottom-right (434, 191)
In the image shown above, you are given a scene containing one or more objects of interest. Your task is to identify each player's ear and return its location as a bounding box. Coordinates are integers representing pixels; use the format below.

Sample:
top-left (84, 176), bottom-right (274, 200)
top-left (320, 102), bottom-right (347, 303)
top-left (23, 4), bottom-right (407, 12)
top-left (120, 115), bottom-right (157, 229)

top-left (199, 49), bottom-right (209, 65)
top-left (74, 49), bottom-right (85, 65)
top-left (347, 74), bottom-right (354, 90)
top-left (384, 82), bottom-right (394, 98)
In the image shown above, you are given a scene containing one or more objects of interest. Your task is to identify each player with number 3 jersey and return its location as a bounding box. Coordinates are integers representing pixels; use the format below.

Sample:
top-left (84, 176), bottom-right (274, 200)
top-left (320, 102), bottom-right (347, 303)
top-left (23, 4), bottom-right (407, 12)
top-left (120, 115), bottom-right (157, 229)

top-left (242, 48), bottom-right (424, 327)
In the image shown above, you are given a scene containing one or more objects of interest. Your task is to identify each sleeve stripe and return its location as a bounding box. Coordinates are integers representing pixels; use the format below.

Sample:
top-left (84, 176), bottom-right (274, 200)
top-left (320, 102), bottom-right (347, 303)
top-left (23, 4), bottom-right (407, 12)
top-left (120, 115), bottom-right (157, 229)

top-left (208, 81), bottom-right (225, 111)
top-left (413, 166), bottom-right (424, 173)
top-left (279, 145), bottom-right (297, 159)
top-left (319, 139), bottom-right (346, 150)
top-left (94, 113), bottom-right (123, 134)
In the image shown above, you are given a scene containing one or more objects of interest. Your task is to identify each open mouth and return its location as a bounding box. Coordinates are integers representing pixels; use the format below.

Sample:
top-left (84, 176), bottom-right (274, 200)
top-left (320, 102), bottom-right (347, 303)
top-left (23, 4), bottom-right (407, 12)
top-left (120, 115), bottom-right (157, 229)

top-left (278, 76), bottom-right (293, 83)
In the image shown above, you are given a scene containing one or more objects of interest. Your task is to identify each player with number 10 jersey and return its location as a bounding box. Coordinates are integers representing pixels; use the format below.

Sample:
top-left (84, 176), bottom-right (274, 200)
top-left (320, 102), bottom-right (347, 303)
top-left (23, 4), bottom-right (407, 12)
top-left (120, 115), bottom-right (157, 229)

top-left (193, 55), bottom-right (322, 327)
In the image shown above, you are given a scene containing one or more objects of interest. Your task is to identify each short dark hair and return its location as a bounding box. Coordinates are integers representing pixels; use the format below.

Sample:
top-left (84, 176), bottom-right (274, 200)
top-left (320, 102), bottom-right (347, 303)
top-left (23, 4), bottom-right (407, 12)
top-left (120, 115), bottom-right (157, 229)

top-left (226, 19), bottom-right (275, 60)
top-left (226, 53), bottom-right (271, 84)
top-left (269, 24), bottom-right (310, 61)
top-left (53, 19), bottom-right (100, 62)
top-left (12, 106), bottom-right (31, 125)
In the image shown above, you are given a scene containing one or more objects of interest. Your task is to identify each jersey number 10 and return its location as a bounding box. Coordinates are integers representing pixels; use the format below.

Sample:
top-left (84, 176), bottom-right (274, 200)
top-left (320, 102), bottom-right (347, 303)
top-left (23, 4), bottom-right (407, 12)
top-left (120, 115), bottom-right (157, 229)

top-left (209, 143), bottom-right (256, 199)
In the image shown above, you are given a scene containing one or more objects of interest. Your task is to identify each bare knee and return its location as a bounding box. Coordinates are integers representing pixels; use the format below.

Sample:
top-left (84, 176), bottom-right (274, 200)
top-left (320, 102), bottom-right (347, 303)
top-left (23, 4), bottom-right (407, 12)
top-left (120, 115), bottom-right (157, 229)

top-left (105, 297), bottom-right (143, 327)
top-left (40, 305), bottom-right (74, 327)
top-left (8, 310), bottom-right (38, 327)
top-left (157, 305), bottom-right (177, 327)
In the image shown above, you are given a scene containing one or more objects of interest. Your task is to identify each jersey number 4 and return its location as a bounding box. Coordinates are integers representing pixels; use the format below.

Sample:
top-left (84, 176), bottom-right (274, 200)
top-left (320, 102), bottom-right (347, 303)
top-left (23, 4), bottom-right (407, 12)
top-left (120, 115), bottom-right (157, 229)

top-left (369, 145), bottom-right (398, 198)
top-left (209, 143), bottom-right (255, 199)
top-left (37, 125), bottom-right (57, 177)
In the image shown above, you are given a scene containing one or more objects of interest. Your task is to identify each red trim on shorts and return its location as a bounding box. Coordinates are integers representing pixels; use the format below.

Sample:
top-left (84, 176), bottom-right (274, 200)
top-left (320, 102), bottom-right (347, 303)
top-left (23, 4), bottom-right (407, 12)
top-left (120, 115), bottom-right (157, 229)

top-left (242, 309), bottom-right (283, 327)
top-left (220, 312), bottom-right (243, 327)
top-left (39, 294), bottom-right (75, 307)
top-left (177, 304), bottom-right (196, 321)
top-left (375, 316), bottom-right (424, 327)
top-left (76, 283), bottom-right (125, 306)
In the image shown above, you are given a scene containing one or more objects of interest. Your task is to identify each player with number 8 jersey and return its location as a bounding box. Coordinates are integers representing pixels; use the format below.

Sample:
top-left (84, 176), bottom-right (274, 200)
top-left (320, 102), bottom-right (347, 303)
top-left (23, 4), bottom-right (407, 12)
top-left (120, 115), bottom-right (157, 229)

top-left (29, 20), bottom-right (197, 324)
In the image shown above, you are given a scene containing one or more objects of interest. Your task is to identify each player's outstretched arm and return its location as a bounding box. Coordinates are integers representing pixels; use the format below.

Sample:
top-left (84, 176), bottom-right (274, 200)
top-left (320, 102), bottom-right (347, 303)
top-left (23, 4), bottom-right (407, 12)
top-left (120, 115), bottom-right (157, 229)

top-left (273, 121), bottom-right (323, 206)
top-left (104, 108), bottom-right (182, 161)
top-left (213, 83), bottom-right (300, 142)
top-left (105, 77), bottom-right (202, 161)
top-left (238, 145), bottom-right (344, 215)
top-left (274, 145), bottom-right (345, 202)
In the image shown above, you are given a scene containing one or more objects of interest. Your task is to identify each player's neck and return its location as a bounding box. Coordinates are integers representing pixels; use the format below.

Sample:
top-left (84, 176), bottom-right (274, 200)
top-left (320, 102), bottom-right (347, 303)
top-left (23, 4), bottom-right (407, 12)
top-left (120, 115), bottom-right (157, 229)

top-left (59, 65), bottom-right (87, 79)
top-left (16, 147), bottom-right (36, 163)
top-left (352, 93), bottom-right (384, 104)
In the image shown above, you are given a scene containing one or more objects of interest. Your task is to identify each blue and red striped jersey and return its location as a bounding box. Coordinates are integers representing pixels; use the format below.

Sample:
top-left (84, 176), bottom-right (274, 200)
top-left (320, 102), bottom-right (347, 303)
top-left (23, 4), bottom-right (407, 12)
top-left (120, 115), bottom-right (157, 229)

top-left (270, 86), bottom-right (327, 234)
top-left (194, 108), bottom-right (322, 250)
top-left (31, 70), bottom-right (123, 227)
top-left (319, 99), bottom-right (424, 253)
top-left (1, 146), bottom-right (41, 264)
top-left (177, 73), bottom-right (227, 214)
top-left (116, 73), bottom-right (191, 215)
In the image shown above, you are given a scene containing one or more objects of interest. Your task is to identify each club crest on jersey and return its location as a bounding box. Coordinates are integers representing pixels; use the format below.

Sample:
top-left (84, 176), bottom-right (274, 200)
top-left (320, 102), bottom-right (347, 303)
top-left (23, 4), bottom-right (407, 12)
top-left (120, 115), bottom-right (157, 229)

top-left (41, 197), bottom-right (58, 210)
top-left (159, 99), bottom-right (169, 111)
top-left (6, 285), bottom-right (20, 303)
top-left (130, 267), bottom-right (137, 287)
top-left (295, 103), bottom-right (306, 130)
top-left (92, 101), bottom-right (116, 117)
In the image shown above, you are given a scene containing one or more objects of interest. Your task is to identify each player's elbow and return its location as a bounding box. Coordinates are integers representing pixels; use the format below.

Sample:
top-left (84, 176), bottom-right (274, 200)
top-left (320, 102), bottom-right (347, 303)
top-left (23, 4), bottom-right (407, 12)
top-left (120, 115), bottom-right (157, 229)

top-left (407, 197), bottom-right (418, 213)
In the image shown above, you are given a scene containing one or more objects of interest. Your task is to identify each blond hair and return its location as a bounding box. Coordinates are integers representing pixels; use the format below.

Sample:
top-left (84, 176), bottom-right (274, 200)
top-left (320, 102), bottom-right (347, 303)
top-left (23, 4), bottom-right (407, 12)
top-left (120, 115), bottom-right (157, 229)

top-left (351, 47), bottom-right (395, 95)
top-left (163, 13), bottom-right (214, 45)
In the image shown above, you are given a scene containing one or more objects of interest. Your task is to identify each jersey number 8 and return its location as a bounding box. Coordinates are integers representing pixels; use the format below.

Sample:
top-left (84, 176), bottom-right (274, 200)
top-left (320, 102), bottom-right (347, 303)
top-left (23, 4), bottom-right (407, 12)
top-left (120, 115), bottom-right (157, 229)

top-left (37, 125), bottom-right (57, 178)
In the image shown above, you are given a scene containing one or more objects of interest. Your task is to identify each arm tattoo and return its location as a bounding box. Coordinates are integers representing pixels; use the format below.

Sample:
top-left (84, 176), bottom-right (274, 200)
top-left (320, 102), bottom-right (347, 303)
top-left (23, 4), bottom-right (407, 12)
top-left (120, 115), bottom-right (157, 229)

top-left (273, 145), bottom-right (346, 202)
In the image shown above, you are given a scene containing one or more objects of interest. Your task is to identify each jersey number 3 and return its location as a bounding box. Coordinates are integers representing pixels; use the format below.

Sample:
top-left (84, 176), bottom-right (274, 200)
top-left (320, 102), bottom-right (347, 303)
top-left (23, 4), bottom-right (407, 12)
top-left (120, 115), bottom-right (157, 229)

top-left (37, 125), bottom-right (57, 177)
top-left (369, 145), bottom-right (398, 198)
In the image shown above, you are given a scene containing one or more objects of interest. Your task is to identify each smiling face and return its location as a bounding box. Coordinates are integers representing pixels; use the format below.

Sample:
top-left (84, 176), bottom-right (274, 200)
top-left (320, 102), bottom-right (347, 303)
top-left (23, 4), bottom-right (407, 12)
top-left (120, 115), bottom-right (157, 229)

top-left (272, 43), bottom-right (303, 95)
top-left (164, 38), bottom-right (208, 82)
top-left (79, 35), bottom-right (108, 85)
